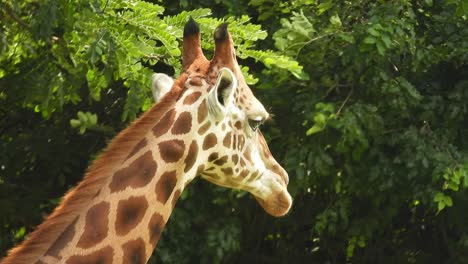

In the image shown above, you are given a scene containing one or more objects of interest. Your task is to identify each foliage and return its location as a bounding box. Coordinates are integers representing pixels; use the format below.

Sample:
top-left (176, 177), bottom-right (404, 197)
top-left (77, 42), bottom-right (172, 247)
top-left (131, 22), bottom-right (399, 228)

top-left (1, 0), bottom-right (468, 263)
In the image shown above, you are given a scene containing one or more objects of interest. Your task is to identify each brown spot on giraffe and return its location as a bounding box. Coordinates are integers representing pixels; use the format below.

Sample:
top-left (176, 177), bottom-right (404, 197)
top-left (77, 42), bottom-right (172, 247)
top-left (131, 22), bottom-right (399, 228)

top-left (183, 91), bottom-right (202, 104)
top-left (240, 169), bottom-right (249, 178)
top-left (148, 212), bottom-right (165, 247)
top-left (66, 246), bottom-right (114, 264)
top-left (223, 132), bottom-right (232, 148)
top-left (158, 140), bottom-right (185, 163)
top-left (232, 154), bottom-right (239, 164)
top-left (125, 138), bottom-right (147, 160)
top-left (109, 151), bottom-right (157, 193)
top-left (214, 155), bottom-right (228, 166)
top-left (171, 112), bottom-right (192, 135)
top-left (197, 101), bottom-right (208, 123)
top-left (208, 152), bottom-right (219, 162)
top-left (249, 171), bottom-right (260, 181)
top-left (153, 108), bottom-right (176, 137)
top-left (155, 170), bottom-right (177, 204)
top-left (188, 77), bottom-right (203, 87)
top-left (122, 238), bottom-right (146, 264)
top-left (77, 201), bottom-right (110, 249)
top-left (234, 121), bottom-right (242, 130)
top-left (45, 217), bottom-right (78, 259)
top-left (184, 140), bottom-right (198, 173)
top-left (115, 196), bottom-right (149, 236)
top-left (203, 133), bottom-right (217, 150)
top-left (240, 157), bottom-right (246, 167)
top-left (221, 167), bottom-right (233, 176)
top-left (197, 122), bottom-right (211, 135)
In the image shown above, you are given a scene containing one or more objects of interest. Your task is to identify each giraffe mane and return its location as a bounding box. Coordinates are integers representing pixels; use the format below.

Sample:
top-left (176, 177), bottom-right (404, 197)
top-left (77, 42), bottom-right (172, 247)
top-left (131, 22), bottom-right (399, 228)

top-left (1, 75), bottom-right (188, 264)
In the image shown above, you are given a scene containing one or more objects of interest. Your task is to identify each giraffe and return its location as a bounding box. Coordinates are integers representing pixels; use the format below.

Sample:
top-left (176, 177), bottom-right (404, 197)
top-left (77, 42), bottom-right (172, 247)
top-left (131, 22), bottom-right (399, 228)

top-left (1, 18), bottom-right (292, 264)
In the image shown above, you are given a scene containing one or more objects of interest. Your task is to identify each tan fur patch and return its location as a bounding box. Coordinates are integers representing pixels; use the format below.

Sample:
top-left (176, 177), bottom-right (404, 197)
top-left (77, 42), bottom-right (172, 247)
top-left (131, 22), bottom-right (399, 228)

top-left (171, 190), bottom-right (181, 209)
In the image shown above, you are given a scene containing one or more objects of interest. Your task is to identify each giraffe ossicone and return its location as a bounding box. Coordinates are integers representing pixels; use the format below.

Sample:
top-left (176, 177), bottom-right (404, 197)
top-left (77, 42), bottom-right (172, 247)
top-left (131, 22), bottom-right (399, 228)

top-left (1, 18), bottom-right (291, 264)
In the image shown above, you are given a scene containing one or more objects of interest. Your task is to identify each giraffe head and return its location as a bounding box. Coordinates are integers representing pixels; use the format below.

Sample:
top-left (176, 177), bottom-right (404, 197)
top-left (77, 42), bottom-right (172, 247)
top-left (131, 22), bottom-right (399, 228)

top-left (154, 18), bottom-right (292, 217)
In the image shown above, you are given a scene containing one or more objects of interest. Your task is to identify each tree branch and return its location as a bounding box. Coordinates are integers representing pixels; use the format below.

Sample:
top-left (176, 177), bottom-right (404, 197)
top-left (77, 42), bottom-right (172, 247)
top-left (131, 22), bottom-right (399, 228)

top-left (1, 3), bottom-right (30, 30)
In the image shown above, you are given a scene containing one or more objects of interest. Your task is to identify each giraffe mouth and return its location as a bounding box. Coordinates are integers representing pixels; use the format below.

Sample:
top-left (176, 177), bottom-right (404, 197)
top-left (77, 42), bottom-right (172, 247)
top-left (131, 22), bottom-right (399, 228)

top-left (255, 189), bottom-right (292, 217)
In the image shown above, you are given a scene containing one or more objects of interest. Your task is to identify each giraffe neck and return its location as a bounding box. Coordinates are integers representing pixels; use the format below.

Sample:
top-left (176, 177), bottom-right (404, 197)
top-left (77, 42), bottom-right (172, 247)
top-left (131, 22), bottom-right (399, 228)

top-left (39, 148), bottom-right (196, 264)
top-left (0, 78), bottom-right (213, 264)
top-left (36, 90), bottom-right (206, 263)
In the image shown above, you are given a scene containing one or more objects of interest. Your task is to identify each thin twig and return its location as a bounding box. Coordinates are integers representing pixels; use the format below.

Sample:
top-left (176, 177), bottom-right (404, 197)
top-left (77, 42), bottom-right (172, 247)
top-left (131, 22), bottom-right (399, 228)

top-left (1, 3), bottom-right (30, 29)
top-left (336, 88), bottom-right (354, 116)
top-left (285, 33), bottom-right (334, 52)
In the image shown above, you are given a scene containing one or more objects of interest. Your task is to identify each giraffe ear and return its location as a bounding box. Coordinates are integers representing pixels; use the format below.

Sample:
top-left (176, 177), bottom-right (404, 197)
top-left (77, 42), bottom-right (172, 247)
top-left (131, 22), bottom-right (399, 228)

top-left (151, 73), bottom-right (174, 102)
top-left (207, 68), bottom-right (237, 119)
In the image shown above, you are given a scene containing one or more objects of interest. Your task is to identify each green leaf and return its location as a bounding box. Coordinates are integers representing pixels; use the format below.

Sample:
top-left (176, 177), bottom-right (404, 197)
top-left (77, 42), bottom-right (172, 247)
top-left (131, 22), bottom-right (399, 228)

top-left (376, 41), bottom-right (386, 56)
top-left (306, 124), bottom-right (325, 135)
top-left (363, 37), bottom-right (376, 44)
top-left (367, 27), bottom-right (381, 37)
top-left (338, 33), bottom-right (355, 44)
top-left (330, 14), bottom-right (342, 27)
top-left (69, 119), bottom-right (81, 128)
top-left (317, 0), bottom-right (333, 15)
top-left (381, 35), bottom-right (392, 48)
top-left (445, 196), bottom-right (453, 207)
top-left (438, 202), bottom-right (446, 211)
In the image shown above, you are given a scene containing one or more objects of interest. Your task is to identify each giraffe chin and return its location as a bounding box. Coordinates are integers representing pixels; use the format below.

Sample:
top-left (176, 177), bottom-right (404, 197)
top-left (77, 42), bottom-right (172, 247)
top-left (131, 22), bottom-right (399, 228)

top-left (255, 189), bottom-right (292, 217)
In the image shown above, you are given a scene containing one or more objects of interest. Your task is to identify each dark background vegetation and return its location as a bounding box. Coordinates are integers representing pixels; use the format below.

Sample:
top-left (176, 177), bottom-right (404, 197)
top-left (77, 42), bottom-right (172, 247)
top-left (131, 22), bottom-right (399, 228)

top-left (1, 0), bottom-right (467, 263)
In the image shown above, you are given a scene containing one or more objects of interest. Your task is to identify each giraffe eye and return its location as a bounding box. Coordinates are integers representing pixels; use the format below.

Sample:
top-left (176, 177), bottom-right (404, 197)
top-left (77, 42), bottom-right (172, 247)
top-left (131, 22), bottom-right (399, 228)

top-left (248, 118), bottom-right (264, 131)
